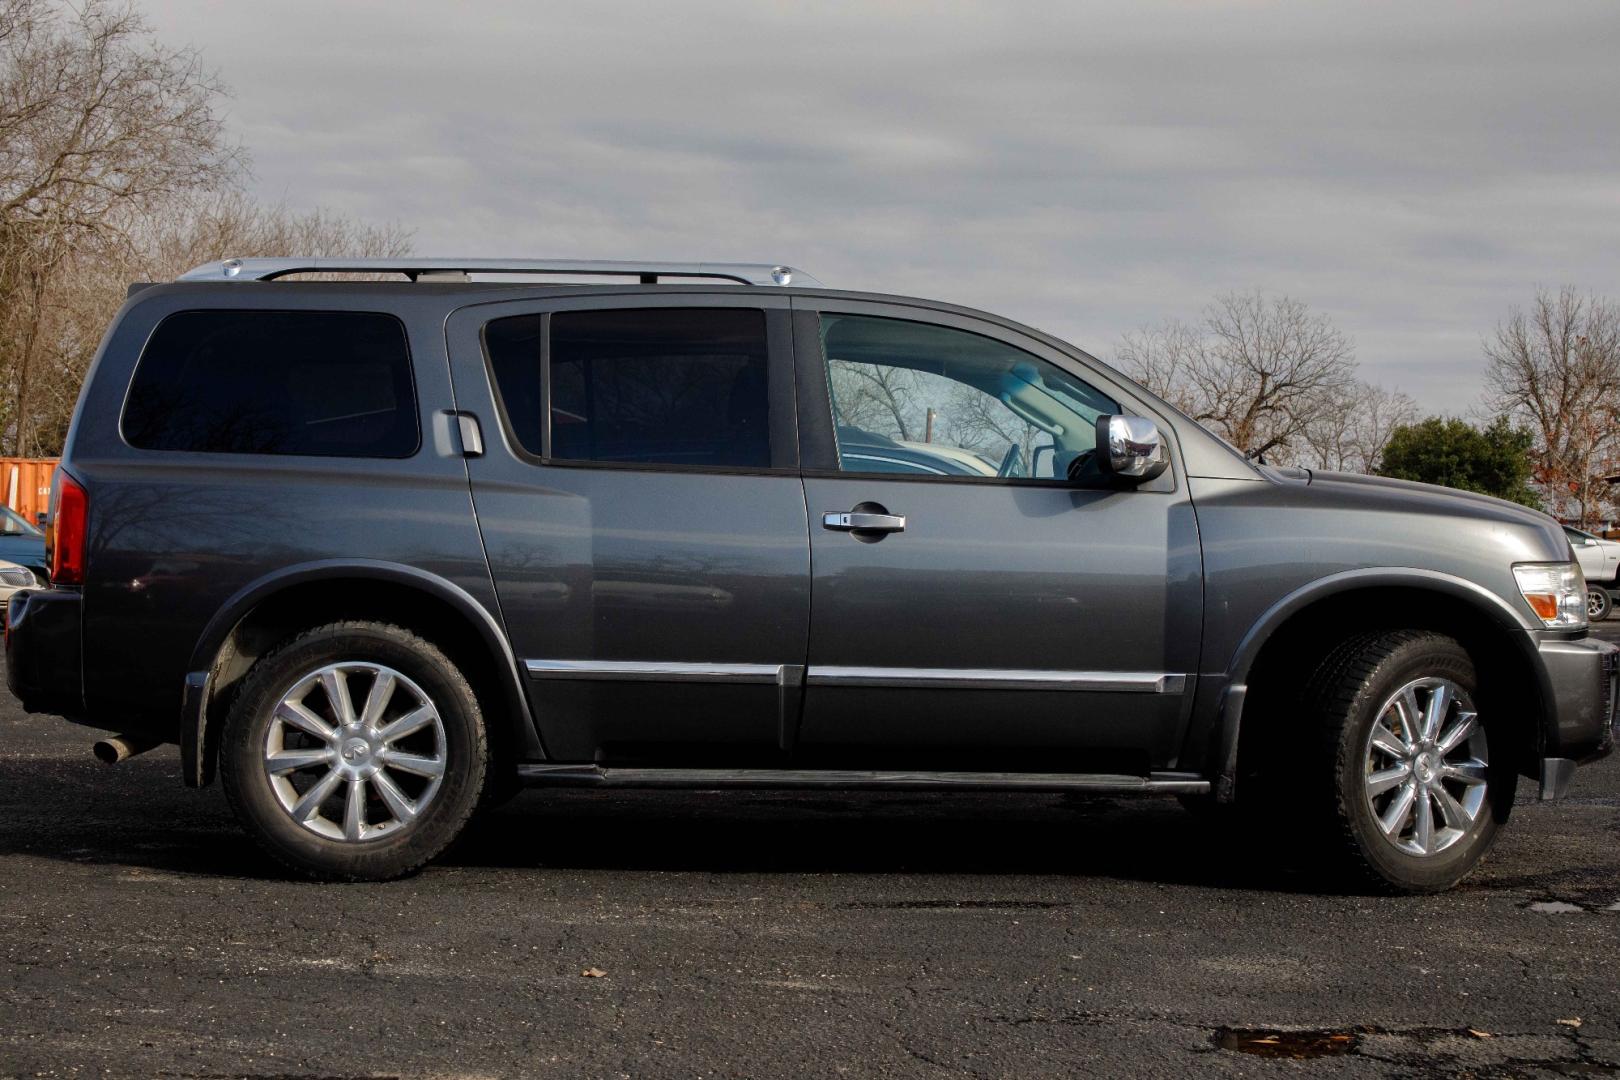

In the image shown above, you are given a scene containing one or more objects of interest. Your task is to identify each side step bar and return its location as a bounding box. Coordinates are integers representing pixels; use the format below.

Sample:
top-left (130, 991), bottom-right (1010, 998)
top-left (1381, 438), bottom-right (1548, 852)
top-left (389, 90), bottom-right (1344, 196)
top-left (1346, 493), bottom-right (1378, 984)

top-left (516, 765), bottom-right (1209, 795)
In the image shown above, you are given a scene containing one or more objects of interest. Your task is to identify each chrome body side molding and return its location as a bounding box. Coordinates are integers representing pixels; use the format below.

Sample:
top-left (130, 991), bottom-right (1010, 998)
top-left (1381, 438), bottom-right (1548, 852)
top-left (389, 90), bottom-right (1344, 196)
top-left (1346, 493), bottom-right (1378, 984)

top-left (525, 659), bottom-right (785, 684)
top-left (805, 666), bottom-right (1185, 694)
top-left (516, 764), bottom-right (1210, 795)
top-left (524, 659), bottom-right (1187, 695)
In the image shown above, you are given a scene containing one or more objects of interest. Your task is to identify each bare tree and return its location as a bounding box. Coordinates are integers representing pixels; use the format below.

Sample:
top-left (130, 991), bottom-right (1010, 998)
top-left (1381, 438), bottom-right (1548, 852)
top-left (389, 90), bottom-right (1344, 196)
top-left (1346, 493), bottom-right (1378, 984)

top-left (131, 191), bottom-right (412, 280)
top-left (0, 3), bottom-right (414, 457)
top-left (827, 359), bottom-right (924, 440)
top-left (1115, 317), bottom-right (1202, 413)
top-left (1119, 289), bottom-right (1358, 463)
top-left (940, 381), bottom-right (1045, 471)
top-left (10, 194), bottom-right (414, 455)
top-left (1300, 380), bottom-right (1419, 473)
top-left (0, 0), bottom-right (237, 231)
top-left (0, 0), bottom-right (240, 454)
top-left (1483, 286), bottom-right (1620, 527)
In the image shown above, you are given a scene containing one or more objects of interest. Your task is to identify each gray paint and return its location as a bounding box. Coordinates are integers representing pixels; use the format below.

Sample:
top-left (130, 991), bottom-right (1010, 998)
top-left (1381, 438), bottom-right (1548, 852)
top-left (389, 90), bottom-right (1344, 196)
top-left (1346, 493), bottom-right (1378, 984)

top-left (9, 278), bottom-right (1615, 787)
top-left (445, 292), bottom-right (809, 763)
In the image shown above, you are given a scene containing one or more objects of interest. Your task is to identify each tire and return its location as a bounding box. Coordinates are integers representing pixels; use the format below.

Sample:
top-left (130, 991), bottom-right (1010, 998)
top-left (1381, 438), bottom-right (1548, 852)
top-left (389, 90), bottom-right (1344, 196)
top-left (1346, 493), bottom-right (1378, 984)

top-left (1587, 586), bottom-right (1611, 622)
top-left (219, 621), bottom-right (488, 881)
top-left (1301, 630), bottom-right (1514, 894)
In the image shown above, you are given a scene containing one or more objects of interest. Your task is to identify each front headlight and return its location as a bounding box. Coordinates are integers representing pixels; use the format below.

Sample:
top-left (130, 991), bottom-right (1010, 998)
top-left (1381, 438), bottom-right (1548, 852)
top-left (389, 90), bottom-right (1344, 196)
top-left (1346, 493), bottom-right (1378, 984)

top-left (1513, 562), bottom-right (1588, 628)
top-left (0, 566), bottom-right (32, 588)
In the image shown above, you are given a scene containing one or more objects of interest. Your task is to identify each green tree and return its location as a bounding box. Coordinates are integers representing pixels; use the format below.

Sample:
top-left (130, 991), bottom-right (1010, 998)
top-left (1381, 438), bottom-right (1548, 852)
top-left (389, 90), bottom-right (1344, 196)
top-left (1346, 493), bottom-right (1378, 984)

top-left (1377, 416), bottom-right (1540, 508)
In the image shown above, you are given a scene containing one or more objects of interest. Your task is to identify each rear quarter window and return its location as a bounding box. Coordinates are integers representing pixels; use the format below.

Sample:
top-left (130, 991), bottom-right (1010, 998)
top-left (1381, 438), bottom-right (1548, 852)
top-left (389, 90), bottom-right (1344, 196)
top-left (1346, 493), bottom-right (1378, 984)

top-left (121, 310), bottom-right (419, 458)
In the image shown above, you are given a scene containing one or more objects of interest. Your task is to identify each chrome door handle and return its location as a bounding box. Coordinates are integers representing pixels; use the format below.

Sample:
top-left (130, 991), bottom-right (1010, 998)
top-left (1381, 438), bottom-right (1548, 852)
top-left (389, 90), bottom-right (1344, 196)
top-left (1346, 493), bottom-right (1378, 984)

top-left (823, 510), bottom-right (906, 533)
top-left (453, 412), bottom-right (484, 457)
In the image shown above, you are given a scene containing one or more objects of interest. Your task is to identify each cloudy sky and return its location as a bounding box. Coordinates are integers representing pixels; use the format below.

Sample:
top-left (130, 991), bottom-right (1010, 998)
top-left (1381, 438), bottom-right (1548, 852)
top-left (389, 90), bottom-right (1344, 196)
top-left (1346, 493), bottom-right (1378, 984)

top-left (144, 1), bottom-right (1619, 411)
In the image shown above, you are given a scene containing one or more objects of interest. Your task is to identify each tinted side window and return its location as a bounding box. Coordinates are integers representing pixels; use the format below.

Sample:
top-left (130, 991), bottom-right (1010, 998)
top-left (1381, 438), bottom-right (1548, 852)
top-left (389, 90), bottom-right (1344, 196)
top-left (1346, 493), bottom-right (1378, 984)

top-left (821, 314), bottom-right (1117, 481)
top-left (483, 313), bottom-right (545, 453)
top-left (123, 310), bottom-right (417, 458)
top-left (486, 307), bottom-right (772, 469)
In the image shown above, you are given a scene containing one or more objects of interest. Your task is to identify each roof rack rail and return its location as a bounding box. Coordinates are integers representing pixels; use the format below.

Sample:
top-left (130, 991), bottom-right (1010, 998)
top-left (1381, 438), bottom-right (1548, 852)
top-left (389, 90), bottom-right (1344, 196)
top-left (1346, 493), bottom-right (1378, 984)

top-left (175, 257), bottom-right (822, 287)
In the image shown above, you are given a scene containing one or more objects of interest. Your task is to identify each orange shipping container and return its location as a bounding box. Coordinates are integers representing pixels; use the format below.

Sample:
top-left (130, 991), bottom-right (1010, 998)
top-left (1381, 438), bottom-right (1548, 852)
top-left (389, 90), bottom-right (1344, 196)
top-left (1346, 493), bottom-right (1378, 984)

top-left (0, 458), bottom-right (57, 525)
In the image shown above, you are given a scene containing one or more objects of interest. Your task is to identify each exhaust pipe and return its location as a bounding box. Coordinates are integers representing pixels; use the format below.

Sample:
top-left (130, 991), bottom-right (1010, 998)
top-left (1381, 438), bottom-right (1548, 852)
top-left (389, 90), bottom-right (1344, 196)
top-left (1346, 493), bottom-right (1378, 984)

top-left (93, 734), bottom-right (161, 765)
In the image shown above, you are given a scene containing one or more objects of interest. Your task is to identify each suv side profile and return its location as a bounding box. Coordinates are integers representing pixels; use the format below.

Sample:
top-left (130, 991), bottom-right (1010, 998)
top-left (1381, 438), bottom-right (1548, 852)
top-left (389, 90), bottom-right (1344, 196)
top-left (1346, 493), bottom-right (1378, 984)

top-left (7, 257), bottom-right (1615, 892)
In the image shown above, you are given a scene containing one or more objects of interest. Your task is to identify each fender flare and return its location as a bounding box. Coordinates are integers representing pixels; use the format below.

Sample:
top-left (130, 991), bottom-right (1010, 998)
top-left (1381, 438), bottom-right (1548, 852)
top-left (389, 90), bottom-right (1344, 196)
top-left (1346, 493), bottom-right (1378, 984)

top-left (181, 559), bottom-right (541, 785)
top-left (1206, 567), bottom-right (1544, 801)
top-left (1224, 566), bottom-right (1535, 685)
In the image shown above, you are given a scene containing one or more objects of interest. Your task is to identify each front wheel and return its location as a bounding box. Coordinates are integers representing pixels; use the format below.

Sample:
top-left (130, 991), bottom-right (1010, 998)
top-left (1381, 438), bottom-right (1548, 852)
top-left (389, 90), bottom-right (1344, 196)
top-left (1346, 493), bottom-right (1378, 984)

top-left (1588, 586), bottom-right (1611, 621)
top-left (1305, 630), bottom-right (1513, 894)
top-left (220, 621), bottom-right (488, 881)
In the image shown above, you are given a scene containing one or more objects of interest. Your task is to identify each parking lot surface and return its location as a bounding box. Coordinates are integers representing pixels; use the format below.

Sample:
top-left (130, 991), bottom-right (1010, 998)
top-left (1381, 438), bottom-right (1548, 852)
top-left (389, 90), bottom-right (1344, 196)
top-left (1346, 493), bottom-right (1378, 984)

top-left (2, 639), bottom-right (1618, 1079)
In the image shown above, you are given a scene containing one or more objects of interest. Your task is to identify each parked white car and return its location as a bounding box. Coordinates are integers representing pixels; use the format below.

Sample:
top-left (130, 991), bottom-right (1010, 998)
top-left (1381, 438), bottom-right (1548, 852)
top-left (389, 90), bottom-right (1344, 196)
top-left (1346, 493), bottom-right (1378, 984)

top-left (1565, 526), bottom-right (1620, 620)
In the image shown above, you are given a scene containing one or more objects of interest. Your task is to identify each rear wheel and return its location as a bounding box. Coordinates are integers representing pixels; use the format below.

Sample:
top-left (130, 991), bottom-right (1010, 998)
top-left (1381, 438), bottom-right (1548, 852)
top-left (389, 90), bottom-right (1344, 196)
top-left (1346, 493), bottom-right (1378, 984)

top-left (220, 621), bottom-right (488, 881)
top-left (1587, 586), bottom-right (1611, 621)
top-left (1304, 630), bottom-right (1512, 893)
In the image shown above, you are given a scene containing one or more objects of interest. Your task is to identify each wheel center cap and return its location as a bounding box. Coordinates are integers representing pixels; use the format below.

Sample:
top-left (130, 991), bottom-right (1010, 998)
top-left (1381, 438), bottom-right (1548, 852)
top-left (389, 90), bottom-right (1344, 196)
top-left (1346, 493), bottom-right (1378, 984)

top-left (342, 737), bottom-right (371, 764)
top-left (1414, 753), bottom-right (1436, 783)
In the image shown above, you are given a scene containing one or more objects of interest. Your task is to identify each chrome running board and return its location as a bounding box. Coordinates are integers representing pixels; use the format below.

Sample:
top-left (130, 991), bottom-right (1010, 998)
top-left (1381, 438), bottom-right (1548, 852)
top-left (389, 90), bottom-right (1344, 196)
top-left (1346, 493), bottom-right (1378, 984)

top-left (515, 765), bottom-right (1209, 795)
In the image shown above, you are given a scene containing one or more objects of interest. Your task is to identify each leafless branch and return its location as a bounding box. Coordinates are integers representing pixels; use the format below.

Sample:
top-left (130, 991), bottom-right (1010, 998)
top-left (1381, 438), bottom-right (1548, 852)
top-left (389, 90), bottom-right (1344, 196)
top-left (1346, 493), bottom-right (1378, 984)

top-left (0, 2), bottom-right (413, 455)
top-left (1118, 289), bottom-right (1358, 464)
top-left (1483, 286), bottom-right (1620, 526)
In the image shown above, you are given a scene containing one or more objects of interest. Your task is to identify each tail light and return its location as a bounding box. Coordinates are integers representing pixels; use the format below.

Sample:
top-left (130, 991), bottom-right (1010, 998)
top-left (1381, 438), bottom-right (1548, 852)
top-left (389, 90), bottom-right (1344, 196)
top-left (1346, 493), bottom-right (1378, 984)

top-left (47, 471), bottom-right (88, 586)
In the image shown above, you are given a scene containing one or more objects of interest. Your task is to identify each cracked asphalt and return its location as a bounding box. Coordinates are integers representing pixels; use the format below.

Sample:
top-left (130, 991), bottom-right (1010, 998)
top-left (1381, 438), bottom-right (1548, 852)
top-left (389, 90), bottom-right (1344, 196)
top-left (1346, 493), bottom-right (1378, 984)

top-left (2, 640), bottom-right (1618, 1079)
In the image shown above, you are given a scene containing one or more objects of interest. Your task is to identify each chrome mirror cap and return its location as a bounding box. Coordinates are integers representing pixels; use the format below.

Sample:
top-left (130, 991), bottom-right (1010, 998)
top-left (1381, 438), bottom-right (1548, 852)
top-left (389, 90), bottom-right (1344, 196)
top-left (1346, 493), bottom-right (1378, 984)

top-left (1098, 415), bottom-right (1169, 482)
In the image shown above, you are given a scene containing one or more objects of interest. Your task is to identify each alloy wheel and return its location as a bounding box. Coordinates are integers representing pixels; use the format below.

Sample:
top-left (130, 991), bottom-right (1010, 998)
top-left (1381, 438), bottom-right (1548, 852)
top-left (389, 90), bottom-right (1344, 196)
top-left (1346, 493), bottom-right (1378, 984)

top-left (262, 661), bottom-right (447, 842)
top-left (1361, 676), bottom-right (1489, 857)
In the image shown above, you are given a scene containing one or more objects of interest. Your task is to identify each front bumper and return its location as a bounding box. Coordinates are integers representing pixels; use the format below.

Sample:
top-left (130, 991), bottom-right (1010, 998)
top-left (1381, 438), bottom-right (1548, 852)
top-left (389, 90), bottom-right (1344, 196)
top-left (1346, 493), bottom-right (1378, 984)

top-left (5, 588), bottom-right (84, 720)
top-left (1533, 634), bottom-right (1618, 798)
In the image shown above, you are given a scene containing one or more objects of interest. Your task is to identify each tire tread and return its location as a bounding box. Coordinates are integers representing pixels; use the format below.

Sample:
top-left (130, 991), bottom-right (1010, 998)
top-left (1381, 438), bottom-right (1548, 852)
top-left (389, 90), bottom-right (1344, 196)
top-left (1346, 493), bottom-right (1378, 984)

top-left (1299, 629), bottom-right (1497, 894)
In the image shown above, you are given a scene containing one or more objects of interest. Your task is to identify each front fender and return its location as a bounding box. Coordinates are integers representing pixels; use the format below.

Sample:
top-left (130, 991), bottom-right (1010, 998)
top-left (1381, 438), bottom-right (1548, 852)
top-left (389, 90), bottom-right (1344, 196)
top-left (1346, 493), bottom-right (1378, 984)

top-left (1195, 567), bottom-right (1547, 801)
top-left (1224, 566), bottom-right (1536, 685)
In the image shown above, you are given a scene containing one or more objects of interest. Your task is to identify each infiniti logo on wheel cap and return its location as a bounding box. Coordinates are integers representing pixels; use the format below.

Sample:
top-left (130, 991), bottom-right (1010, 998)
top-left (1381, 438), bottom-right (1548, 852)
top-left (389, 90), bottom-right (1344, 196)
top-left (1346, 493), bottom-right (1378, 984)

top-left (342, 738), bottom-right (369, 763)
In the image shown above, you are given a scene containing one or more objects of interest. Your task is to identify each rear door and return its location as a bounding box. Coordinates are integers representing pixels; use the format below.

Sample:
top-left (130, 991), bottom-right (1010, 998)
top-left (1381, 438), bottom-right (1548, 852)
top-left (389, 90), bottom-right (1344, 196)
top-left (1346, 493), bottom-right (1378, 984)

top-left (791, 299), bottom-right (1203, 773)
top-left (446, 293), bottom-right (809, 765)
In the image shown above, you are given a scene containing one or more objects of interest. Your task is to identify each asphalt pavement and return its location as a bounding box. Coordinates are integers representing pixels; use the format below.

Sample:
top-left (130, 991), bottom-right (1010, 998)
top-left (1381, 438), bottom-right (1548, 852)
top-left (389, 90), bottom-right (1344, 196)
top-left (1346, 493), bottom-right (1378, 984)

top-left (2, 634), bottom-right (1618, 1079)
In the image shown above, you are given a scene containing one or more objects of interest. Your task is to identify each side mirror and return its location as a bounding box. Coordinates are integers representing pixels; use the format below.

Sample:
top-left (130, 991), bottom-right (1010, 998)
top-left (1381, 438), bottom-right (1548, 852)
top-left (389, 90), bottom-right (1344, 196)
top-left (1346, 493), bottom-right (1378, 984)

top-left (1095, 415), bottom-right (1169, 483)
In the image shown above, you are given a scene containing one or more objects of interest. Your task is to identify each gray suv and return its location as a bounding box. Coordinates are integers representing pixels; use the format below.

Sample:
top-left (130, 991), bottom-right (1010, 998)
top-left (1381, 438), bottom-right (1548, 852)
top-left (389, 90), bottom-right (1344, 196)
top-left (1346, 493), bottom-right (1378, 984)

top-left (6, 257), bottom-right (1615, 891)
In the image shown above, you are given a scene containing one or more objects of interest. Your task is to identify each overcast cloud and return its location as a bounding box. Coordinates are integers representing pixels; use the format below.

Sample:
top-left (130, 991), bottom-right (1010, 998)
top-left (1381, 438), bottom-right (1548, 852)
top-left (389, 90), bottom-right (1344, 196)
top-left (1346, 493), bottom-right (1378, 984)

top-left (144, 1), bottom-right (1620, 411)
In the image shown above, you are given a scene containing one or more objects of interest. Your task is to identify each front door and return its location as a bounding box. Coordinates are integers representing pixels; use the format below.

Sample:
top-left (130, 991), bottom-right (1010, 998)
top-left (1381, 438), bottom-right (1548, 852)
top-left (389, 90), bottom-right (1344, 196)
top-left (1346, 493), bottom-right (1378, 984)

top-left (447, 294), bottom-right (809, 765)
top-left (791, 300), bottom-right (1202, 773)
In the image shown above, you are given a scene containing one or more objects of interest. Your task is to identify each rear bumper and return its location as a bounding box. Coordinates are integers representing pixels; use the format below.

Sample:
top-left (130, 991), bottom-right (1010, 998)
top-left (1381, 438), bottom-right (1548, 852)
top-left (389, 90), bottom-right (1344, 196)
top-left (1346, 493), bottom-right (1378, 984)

top-left (5, 588), bottom-right (85, 720)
